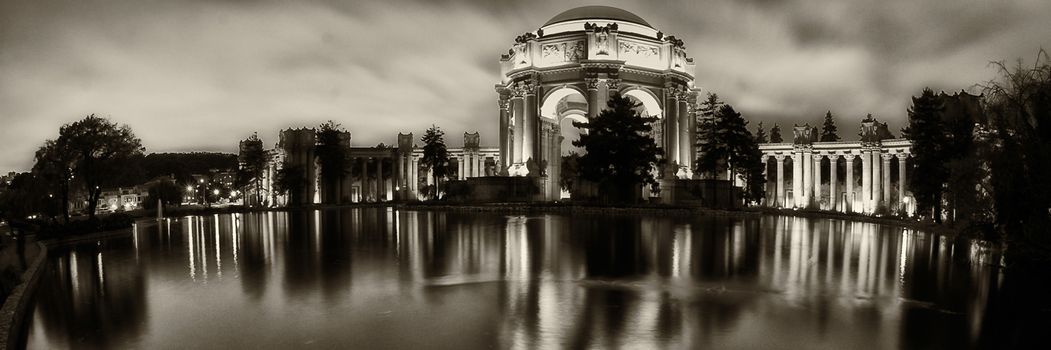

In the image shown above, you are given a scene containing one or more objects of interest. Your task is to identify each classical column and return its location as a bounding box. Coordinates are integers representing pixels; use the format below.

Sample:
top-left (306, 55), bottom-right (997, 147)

top-left (803, 148), bottom-right (813, 206)
top-left (792, 150), bottom-right (802, 207)
top-left (775, 155), bottom-right (786, 208)
top-left (861, 150), bottom-right (871, 213)
top-left (829, 154), bottom-right (839, 212)
top-left (687, 96), bottom-right (698, 173)
top-left (523, 80), bottom-right (538, 164)
top-left (498, 98), bottom-right (510, 170)
top-left (476, 153), bottom-right (483, 177)
top-left (585, 78), bottom-right (600, 119)
top-left (870, 148), bottom-right (878, 206)
top-left (898, 154), bottom-right (908, 208)
top-left (377, 158), bottom-right (384, 201)
top-left (511, 88), bottom-right (525, 164)
top-left (813, 153), bottom-right (823, 208)
top-left (458, 156), bottom-right (465, 180)
top-left (665, 84), bottom-right (680, 165)
top-left (409, 156), bottom-right (417, 199)
top-left (882, 153), bottom-right (892, 208)
top-left (678, 91), bottom-right (691, 172)
top-left (361, 157), bottom-right (370, 202)
top-left (844, 154), bottom-right (855, 213)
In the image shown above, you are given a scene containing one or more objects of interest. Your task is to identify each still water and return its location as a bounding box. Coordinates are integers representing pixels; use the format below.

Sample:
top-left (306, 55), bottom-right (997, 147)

top-left (25, 208), bottom-right (1010, 349)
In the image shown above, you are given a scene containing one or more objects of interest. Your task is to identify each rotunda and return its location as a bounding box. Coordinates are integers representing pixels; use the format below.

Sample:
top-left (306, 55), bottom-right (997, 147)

top-left (496, 6), bottom-right (700, 199)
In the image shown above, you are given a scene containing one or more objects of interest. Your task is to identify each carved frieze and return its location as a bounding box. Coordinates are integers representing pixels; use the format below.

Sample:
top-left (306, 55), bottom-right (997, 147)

top-left (541, 40), bottom-right (586, 65)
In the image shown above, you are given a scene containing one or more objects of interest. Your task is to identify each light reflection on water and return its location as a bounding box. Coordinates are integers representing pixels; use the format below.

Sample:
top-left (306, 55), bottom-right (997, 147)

top-left (24, 208), bottom-right (1014, 349)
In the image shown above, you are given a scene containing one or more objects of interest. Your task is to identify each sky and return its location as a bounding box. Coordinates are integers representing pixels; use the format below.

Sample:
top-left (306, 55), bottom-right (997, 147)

top-left (1, 0), bottom-right (1048, 172)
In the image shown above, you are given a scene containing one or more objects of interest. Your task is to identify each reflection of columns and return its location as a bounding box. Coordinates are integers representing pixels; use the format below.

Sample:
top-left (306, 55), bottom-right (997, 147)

top-left (830, 154), bottom-right (839, 211)
top-left (813, 153), bottom-right (822, 208)
top-left (775, 155), bottom-right (785, 208)
top-left (585, 78), bottom-right (600, 120)
top-left (861, 150), bottom-right (871, 213)
top-left (792, 150), bottom-right (802, 207)
top-left (882, 153), bottom-right (891, 208)
top-left (511, 91), bottom-right (524, 163)
top-left (523, 81), bottom-right (538, 163)
top-left (802, 148), bottom-right (812, 206)
top-left (898, 154), bottom-right (908, 207)
top-left (665, 84), bottom-right (680, 165)
top-left (844, 154), bottom-right (855, 213)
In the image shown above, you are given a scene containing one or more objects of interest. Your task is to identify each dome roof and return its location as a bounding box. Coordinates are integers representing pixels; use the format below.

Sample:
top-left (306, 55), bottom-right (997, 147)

top-left (543, 6), bottom-right (652, 28)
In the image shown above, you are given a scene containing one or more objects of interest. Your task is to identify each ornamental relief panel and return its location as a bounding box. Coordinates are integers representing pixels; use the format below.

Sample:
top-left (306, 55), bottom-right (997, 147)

top-left (540, 40), bottom-right (586, 66)
top-left (619, 41), bottom-right (660, 68)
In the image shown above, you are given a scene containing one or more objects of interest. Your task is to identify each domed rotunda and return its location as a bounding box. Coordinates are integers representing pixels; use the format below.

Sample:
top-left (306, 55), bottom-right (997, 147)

top-left (495, 6), bottom-right (700, 199)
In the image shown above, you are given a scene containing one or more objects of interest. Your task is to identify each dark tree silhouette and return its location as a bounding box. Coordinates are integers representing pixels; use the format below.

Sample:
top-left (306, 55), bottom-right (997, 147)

top-left (906, 88), bottom-right (948, 222)
top-left (769, 124), bottom-right (784, 143)
top-left (420, 125), bottom-right (450, 200)
top-left (32, 140), bottom-right (75, 222)
top-left (572, 93), bottom-right (663, 203)
top-left (44, 115), bottom-right (145, 219)
top-left (560, 152), bottom-right (581, 193)
top-left (696, 102), bottom-right (765, 203)
top-left (315, 121), bottom-right (349, 204)
top-left (980, 51), bottom-right (1051, 260)
top-left (145, 180), bottom-right (182, 210)
top-left (275, 164), bottom-right (308, 206)
top-left (754, 121), bottom-right (768, 143)
top-left (238, 133), bottom-right (267, 207)
top-left (819, 111), bottom-right (840, 141)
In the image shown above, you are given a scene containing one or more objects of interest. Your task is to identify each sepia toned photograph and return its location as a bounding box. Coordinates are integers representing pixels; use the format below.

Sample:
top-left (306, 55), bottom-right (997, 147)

top-left (0, 0), bottom-right (1049, 349)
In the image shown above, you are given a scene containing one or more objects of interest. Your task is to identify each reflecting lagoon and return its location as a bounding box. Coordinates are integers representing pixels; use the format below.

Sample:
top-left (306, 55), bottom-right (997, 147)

top-left (25, 208), bottom-right (1019, 349)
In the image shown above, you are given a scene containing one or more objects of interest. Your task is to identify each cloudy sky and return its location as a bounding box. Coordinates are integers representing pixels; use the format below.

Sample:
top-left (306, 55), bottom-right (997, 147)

top-left (1, 0), bottom-right (1048, 172)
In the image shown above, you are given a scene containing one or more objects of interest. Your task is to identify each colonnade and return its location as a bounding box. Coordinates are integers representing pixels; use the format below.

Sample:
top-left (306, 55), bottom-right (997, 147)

top-left (456, 152), bottom-right (489, 180)
top-left (762, 141), bottom-right (912, 214)
top-left (351, 155), bottom-right (394, 203)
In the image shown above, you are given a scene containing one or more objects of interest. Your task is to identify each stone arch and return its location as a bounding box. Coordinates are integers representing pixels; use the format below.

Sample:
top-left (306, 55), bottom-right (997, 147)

top-left (540, 85), bottom-right (588, 121)
top-left (620, 86), bottom-right (663, 118)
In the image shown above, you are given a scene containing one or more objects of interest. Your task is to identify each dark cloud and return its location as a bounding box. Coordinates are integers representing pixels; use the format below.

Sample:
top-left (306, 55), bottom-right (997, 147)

top-left (0, 0), bottom-right (1048, 171)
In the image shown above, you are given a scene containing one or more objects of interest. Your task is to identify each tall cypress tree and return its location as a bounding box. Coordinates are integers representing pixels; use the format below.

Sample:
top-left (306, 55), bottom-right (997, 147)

top-left (573, 93), bottom-right (663, 203)
top-left (769, 124), bottom-right (783, 143)
top-left (754, 121), bottom-right (768, 143)
top-left (906, 88), bottom-right (947, 222)
top-left (420, 125), bottom-right (450, 200)
top-left (820, 111), bottom-right (840, 141)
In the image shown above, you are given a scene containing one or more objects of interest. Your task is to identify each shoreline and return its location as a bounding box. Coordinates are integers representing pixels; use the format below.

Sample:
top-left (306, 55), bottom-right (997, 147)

top-left (0, 227), bottom-right (134, 350)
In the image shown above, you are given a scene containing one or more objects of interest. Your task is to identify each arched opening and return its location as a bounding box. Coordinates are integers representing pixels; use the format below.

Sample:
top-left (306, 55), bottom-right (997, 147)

top-left (541, 87), bottom-right (590, 200)
top-left (541, 87), bottom-right (590, 156)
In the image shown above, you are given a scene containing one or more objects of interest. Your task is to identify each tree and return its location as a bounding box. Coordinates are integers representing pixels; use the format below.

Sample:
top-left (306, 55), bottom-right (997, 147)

top-left (906, 88), bottom-right (948, 222)
top-left (145, 180), bottom-right (183, 210)
top-left (275, 164), bottom-right (308, 206)
top-left (754, 121), bottom-right (768, 143)
top-left (694, 100), bottom-right (765, 204)
top-left (820, 111), bottom-right (840, 141)
top-left (696, 93), bottom-right (724, 173)
top-left (420, 125), bottom-right (450, 200)
top-left (770, 124), bottom-right (784, 143)
top-left (238, 133), bottom-right (267, 207)
top-left (32, 140), bottom-right (76, 222)
top-left (315, 121), bottom-right (349, 204)
top-left (573, 93), bottom-right (663, 203)
top-left (44, 115), bottom-right (145, 219)
top-left (980, 51), bottom-right (1051, 260)
top-left (560, 152), bottom-right (581, 194)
